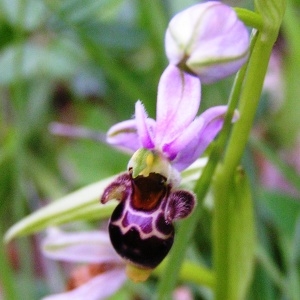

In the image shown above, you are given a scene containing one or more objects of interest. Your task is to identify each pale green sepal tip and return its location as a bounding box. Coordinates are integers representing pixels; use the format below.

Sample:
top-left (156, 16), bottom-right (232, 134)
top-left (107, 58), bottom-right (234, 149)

top-left (4, 176), bottom-right (118, 243)
top-left (129, 148), bottom-right (151, 178)
top-left (128, 148), bottom-right (172, 179)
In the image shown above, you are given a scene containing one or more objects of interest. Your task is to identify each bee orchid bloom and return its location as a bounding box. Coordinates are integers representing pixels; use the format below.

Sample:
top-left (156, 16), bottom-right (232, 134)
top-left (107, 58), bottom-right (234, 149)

top-left (107, 64), bottom-right (237, 172)
top-left (41, 229), bottom-right (126, 300)
top-left (165, 1), bottom-right (249, 84)
top-left (101, 65), bottom-right (238, 278)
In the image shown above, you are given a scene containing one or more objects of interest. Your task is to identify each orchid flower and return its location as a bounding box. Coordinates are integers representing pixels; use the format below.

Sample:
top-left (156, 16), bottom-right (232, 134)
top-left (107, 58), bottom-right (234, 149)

top-left (41, 228), bottom-right (126, 300)
top-left (107, 64), bottom-right (237, 174)
top-left (165, 1), bottom-right (250, 84)
top-left (100, 65), bottom-right (238, 277)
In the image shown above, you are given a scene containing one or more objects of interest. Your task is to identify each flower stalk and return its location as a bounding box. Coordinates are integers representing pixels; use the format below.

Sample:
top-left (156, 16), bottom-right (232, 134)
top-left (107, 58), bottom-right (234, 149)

top-left (213, 1), bottom-right (286, 299)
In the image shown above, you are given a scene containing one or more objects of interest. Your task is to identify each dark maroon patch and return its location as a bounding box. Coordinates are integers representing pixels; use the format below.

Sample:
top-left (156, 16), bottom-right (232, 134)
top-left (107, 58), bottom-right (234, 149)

top-left (110, 201), bottom-right (125, 222)
top-left (156, 213), bottom-right (174, 236)
top-left (109, 222), bottom-right (174, 269)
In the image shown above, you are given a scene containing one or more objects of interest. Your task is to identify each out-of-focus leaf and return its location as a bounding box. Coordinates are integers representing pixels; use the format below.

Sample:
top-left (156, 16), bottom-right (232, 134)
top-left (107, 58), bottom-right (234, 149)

top-left (25, 80), bottom-right (52, 127)
top-left (250, 137), bottom-right (300, 193)
top-left (58, 103), bottom-right (129, 185)
top-left (0, 39), bottom-right (85, 84)
top-left (272, 2), bottom-right (300, 146)
top-left (260, 189), bottom-right (300, 237)
top-left (4, 177), bottom-right (118, 242)
top-left (50, 0), bottom-right (124, 24)
top-left (79, 22), bottom-right (146, 51)
top-left (41, 38), bottom-right (86, 77)
top-left (249, 259), bottom-right (279, 299)
top-left (0, 131), bottom-right (16, 216)
top-left (276, 216), bottom-right (300, 300)
top-left (0, 0), bottom-right (47, 30)
top-left (0, 21), bottom-right (14, 50)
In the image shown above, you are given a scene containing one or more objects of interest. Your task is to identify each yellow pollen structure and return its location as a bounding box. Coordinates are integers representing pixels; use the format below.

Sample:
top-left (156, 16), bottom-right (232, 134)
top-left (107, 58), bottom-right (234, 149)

top-left (140, 152), bottom-right (154, 177)
top-left (146, 153), bottom-right (154, 168)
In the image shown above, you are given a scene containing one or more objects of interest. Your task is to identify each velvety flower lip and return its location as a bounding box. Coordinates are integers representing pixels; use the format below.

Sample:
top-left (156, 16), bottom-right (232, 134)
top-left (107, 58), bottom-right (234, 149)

top-left (41, 229), bottom-right (126, 300)
top-left (107, 64), bottom-right (237, 172)
top-left (107, 65), bottom-right (237, 171)
top-left (165, 1), bottom-right (250, 84)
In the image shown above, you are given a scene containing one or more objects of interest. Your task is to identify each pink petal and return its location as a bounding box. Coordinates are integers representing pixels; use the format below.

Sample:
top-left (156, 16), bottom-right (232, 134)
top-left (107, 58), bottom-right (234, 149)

top-left (42, 229), bottom-right (122, 264)
top-left (42, 268), bottom-right (126, 300)
top-left (155, 64), bottom-right (201, 147)
top-left (186, 3), bottom-right (249, 83)
top-left (135, 101), bottom-right (155, 149)
top-left (168, 106), bottom-right (231, 171)
top-left (162, 117), bottom-right (205, 170)
top-left (165, 2), bottom-right (249, 84)
top-left (106, 119), bottom-right (140, 153)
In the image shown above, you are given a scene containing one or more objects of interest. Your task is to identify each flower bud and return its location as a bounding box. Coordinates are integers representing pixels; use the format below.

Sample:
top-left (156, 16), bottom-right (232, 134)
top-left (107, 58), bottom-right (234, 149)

top-left (165, 1), bottom-right (249, 84)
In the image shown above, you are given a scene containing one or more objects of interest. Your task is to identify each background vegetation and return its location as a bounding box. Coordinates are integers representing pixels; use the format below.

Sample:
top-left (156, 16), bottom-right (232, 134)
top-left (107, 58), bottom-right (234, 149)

top-left (1, 0), bottom-right (300, 299)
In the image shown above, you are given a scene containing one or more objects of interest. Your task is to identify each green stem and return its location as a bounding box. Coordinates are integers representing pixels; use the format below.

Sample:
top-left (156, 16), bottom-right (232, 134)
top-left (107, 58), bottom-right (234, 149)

top-left (221, 32), bottom-right (275, 175)
top-left (234, 8), bottom-right (263, 31)
top-left (213, 10), bottom-right (284, 300)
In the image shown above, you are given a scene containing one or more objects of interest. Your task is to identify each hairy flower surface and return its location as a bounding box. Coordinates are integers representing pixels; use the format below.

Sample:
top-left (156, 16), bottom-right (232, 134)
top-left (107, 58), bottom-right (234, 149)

top-left (107, 64), bottom-right (236, 173)
top-left (41, 229), bottom-right (126, 300)
top-left (165, 1), bottom-right (249, 83)
top-left (101, 168), bottom-right (196, 275)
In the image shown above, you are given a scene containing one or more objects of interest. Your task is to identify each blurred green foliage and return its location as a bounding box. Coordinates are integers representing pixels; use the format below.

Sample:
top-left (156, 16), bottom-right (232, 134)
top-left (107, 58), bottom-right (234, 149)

top-left (0, 0), bottom-right (300, 299)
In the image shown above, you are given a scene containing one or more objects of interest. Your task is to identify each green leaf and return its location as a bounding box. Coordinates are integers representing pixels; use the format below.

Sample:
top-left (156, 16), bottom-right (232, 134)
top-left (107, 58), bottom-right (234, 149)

top-left (0, 39), bottom-right (85, 84)
top-left (272, 2), bottom-right (300, 146)
top-left (213, 169), bottom-right (256, 300)
top-left (4, 176), bottom-right (117, 242)
top-left (227, 169), bottom-right (256, 299)
top-left (51, 0), bottom-right (124, 24)
top-left (0, 0), bottom-right (47, 30)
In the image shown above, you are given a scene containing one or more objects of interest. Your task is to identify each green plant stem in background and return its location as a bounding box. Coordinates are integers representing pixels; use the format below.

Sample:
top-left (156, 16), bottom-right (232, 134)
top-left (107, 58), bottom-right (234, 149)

top-left (138, 0), bottom-right (168, 72)
top-left (153, 259), bottom-right (215, 289)
top-left (0, 227), bottom-right (18, 300)
top-left (274, 1), bottom-right (300, 146)
top-left (6, 1), bottom-right (38, 299)
top-left (255, 244), bottom-right (287, 294)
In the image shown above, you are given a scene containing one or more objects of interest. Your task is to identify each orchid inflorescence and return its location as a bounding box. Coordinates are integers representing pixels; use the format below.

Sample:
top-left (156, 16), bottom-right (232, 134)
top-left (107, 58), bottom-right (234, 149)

top-left (100, 1), bottom-right (249, 282)
top-left (5, 2), bottom-right (252, 300)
